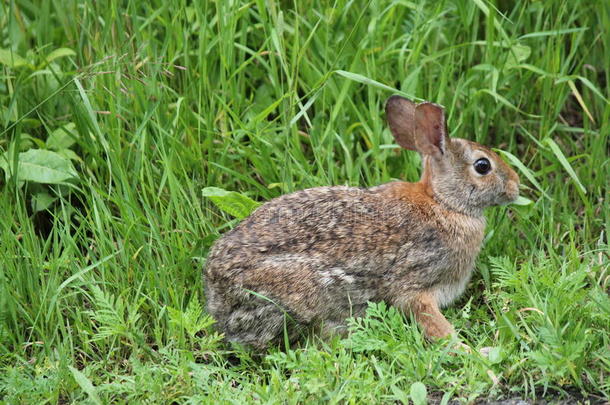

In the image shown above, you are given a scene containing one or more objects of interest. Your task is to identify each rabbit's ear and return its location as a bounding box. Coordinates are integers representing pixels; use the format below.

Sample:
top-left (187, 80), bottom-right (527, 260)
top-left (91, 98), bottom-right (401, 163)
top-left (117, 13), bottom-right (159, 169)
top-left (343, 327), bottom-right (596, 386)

top-left (386, 95), bottom-right (417, 151)
top-left (415, 102), bottom-right (448, 156)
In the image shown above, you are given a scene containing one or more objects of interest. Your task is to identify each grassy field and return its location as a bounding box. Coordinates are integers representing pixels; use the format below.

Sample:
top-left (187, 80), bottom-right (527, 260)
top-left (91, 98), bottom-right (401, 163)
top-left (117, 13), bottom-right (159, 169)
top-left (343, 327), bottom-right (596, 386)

top-left (1, 0), bottom-right (609, 403)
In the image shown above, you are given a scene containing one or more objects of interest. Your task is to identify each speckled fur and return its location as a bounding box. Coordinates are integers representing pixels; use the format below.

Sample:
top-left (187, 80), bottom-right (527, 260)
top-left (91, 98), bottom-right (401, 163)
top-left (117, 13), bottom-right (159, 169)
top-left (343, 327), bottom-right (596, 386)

top-left (204, 96), bottom-right (520, 349)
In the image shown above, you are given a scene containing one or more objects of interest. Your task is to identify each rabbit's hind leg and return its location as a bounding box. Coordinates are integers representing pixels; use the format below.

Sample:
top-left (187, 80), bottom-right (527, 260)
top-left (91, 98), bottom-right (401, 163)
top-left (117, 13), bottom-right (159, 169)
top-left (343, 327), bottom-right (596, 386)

top-left (206, 263), bottom-right (320, 349)
top-left (223, 298), bottom-right (294, 349)
top-left (205, 278), bottom-right (289, 349)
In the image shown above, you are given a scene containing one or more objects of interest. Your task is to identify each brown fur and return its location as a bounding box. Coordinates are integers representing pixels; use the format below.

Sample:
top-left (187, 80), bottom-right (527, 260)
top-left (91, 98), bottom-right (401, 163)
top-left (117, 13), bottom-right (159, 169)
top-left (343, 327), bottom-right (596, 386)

top-left (408, 291), bottom-right (455, 339)
top-left (204, 96), bottom-right (520, 349)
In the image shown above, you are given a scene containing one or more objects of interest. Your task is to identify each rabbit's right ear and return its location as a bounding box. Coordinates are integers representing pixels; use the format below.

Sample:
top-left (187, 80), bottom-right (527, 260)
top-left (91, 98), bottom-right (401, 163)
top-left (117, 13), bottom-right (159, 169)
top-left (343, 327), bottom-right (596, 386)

top-left (415, 102), bottom-right (448, 157)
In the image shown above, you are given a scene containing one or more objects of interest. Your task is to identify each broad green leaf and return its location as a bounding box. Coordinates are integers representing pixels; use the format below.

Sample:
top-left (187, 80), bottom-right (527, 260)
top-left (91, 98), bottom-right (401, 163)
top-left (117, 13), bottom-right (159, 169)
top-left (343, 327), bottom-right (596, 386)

top-left (45, 47), bottom-right (76, 64)
top-left (19, 118), bottom-right (43, 129)
top-left (47, 123), bottom-right (77, 150)
top-left (487, 346), bottom-right (504, 364)
top-left (410, 381), bottom-right (428, 405)
top-left (57, 148), bottom-right (82, 162)
top-left (0, 149), bottom-right (79, 184)
top-left (0, 48), bottom-right (28, 68)
top-left (69, 366), bottom-right (103, 405)
top-left (32, 192), bottom-right (57, 212)
top-left (507, 43), bottom-right (531, 65)
top-left (17, 133), bottom-right (42, 149)
top-left (202, 186), bottom-right (261, 220)
top-left (512, 196), bottom-right (534, 206)
top-left (544, 138), bottom-right (586, 194)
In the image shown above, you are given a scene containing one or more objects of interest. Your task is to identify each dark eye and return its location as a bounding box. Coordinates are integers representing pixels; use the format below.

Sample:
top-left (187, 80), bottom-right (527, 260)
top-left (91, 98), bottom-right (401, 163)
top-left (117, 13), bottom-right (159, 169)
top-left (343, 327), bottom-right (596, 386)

top-left (474, 158), bottom-right (491, 175)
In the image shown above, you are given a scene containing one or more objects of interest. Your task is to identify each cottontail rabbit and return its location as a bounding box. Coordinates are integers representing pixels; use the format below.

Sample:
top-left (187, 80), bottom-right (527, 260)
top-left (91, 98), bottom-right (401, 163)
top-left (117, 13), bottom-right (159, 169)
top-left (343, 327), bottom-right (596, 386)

top-left (204, 96), bottom-right (520, 349)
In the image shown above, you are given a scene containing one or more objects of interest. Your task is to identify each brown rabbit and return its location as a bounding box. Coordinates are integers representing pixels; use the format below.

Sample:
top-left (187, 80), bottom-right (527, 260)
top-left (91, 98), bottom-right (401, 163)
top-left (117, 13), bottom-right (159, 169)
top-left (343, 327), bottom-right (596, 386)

top-left (204, 96), bottom-right (520, 349)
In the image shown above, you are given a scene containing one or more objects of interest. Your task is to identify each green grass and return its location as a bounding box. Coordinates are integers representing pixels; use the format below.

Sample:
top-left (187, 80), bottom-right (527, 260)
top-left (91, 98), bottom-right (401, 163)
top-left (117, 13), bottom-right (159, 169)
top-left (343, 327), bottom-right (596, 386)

top-left (1, 0), bottom-right (609, 403)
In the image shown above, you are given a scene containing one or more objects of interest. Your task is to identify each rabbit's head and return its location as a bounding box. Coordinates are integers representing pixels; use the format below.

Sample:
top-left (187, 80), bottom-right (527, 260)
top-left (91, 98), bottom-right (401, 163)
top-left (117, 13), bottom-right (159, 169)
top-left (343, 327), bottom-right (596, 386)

top-left (386, 96), bottom-right (520, 216)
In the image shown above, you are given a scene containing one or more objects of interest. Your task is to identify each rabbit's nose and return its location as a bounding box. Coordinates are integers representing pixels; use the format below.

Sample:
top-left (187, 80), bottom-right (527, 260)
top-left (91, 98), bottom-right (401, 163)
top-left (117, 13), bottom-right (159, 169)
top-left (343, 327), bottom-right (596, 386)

top-left (506, 179), bottom-right (520, 201)
top-left (508, 168), bottom-right (520, 185)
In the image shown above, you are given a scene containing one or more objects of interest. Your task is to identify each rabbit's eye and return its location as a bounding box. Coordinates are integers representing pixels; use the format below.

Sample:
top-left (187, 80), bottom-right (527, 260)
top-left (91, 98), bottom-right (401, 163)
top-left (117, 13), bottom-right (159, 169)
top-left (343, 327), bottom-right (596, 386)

top-left (474, 158), bottom-right (491, 175)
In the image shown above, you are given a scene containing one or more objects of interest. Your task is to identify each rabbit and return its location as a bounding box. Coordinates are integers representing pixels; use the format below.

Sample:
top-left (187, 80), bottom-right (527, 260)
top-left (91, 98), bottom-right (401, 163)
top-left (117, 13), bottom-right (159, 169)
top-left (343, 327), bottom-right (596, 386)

top-left (204, 95), bottom-right (520, 350)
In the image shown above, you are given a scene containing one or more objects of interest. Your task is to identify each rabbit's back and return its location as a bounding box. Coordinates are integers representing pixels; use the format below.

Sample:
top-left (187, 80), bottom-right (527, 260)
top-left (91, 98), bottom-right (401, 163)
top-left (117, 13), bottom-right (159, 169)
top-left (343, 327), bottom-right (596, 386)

top-left (207, 186), bottom-right (406, 278)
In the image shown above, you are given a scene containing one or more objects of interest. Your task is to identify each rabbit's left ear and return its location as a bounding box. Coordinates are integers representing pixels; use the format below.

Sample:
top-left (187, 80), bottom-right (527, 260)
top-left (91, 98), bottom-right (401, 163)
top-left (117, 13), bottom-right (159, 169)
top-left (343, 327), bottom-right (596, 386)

top-left (415, 102), bottom-right (449, 157)
top-left (386, 95), bottom-right (418, 151)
